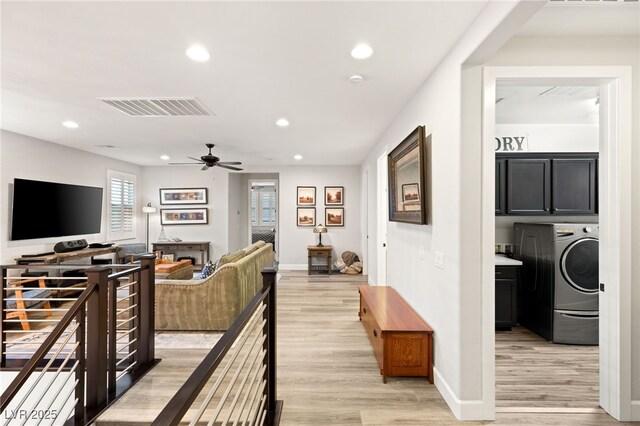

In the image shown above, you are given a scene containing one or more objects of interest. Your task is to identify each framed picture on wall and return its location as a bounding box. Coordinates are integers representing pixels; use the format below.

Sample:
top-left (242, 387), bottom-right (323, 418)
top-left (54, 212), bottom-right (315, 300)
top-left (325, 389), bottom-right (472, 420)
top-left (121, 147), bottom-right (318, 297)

top-left (159, 187), bottom-right (208, 205)
top-left (324, 186), bottom-right (344, 205)
top-left (325, 207), bottom-right (344, 227)
top-left (297, 207), bottom-right (316, 227)
top-left (297, 186), bottom-right (316, 205)
top-left (388, 125), bottom-right (428, 224)
top-left (160, 208), bottom-right (208, 225)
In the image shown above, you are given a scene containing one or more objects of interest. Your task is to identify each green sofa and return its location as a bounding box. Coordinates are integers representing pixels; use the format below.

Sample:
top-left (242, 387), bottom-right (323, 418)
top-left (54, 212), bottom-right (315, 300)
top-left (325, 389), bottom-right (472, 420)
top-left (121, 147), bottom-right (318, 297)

top-left (154, 241), bottom-right (274, 331)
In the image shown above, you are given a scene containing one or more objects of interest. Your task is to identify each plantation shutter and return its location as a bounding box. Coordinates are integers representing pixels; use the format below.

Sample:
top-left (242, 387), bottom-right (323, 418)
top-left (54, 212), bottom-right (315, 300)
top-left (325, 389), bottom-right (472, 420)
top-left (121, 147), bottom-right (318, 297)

top-left (108, 170), bottom-right (136, 240)
top-left (260, 192), bottom-right (276, 225)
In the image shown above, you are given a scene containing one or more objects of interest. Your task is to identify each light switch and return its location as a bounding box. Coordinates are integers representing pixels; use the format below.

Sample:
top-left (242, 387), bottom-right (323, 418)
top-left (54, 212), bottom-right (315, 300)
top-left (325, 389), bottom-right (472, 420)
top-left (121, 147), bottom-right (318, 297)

top-left (435, 251), bottom-right (444, 269)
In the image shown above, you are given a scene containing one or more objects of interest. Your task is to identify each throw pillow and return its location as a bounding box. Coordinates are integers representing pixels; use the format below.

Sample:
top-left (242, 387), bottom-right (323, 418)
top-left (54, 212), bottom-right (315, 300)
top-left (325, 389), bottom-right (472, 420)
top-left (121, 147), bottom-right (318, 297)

top-left (199, 260), bottom-right (215, 279)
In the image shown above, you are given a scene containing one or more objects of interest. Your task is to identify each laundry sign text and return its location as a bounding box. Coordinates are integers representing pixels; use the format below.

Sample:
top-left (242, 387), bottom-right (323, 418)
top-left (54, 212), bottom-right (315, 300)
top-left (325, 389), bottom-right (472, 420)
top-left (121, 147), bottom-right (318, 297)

top-left (495, 136), bottom-right (526, 152)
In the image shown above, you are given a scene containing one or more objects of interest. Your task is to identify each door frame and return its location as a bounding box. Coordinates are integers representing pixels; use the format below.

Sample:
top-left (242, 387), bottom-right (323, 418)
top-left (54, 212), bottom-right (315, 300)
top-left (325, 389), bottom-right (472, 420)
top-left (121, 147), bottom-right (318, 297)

top-left (247, 178), bottom-right (279, 254)
top-left (481, 66), bottom-right (633, 420)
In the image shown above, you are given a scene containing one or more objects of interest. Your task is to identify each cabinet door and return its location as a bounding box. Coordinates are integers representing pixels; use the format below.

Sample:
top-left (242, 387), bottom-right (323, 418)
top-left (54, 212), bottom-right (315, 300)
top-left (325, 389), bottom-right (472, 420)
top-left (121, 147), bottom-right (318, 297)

top-left (495, 159), bottom-right (506, 215)
top-left (552, 158), bottom-right (597, 215)
top-left (506, 159), bottom-right (551, 215)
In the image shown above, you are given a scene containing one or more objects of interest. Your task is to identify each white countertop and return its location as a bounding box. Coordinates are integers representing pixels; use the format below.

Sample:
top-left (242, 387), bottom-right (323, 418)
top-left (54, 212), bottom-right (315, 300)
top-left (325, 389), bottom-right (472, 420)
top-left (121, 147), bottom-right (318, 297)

top-left (495, 254), bottom-right (522, 266)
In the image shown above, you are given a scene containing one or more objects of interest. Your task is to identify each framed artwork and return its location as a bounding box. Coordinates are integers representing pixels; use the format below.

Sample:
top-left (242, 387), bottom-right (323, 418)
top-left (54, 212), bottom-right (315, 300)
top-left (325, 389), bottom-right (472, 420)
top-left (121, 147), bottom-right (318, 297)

top-left (159, 187), bottom-right (208, 205)
top-left (297, 207), bottom-right (316, 227)
top-left (160, 208), bottom-right (208, 225)
top-left (297, 186), bottom-right (316, 205)
top-left (325, 207), bottom-right (344, 227)
top-left (162, 253), bottom-right (175, 262)
top-left (388, 125), bottom-right (428, 224)
top-left (324, 186), bottom-right (344, 205)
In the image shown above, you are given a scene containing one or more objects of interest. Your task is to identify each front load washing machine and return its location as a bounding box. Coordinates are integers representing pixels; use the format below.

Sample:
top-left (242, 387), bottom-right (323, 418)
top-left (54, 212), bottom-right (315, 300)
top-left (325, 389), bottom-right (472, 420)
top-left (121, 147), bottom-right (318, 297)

top-left (514, 222), bottom-right (599, 345)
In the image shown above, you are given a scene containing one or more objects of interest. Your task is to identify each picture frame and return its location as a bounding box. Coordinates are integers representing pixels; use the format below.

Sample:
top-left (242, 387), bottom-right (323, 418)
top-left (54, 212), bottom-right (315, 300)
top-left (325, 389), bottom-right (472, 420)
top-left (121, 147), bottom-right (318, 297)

top-left (297, 207), bottom-right (316, 227)
top-left (325, 207), bottom-right (344, 227)
top-left (388, 125), bottom-right (428, 224)
top-left (297, 186), bottom-right (316, 205)
top-left (160, 208), bottom-right (208, 225)
top-left (159, 187), bottom-right (208, 205)
top-left (324, 186), bottom-right (344, 205)
top-left (162, 253), bottom-right (175, 262)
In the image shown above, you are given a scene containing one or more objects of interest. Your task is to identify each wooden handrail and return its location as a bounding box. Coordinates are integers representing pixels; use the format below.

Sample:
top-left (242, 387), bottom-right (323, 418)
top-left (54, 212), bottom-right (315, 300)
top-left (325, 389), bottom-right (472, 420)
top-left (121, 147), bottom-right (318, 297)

top-left (0, 281), bottom-right (97, 410)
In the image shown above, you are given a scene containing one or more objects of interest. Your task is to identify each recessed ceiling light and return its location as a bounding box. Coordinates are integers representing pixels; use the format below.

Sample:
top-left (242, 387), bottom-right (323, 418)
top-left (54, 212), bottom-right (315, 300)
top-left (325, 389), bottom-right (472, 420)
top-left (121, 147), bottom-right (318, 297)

top-left (351, 43), bottom-right (373, 59)
top-left (349, 74), bottom-right (364, 83)
top-left (294, 154), bottom-right (303, 160)
top-left (276, 118), bottom-right (290, 127)
top-left (160, 155), bottom-right (170, 161)
top-left (186, 45), bottom-right (210, 62)
top-left (62, 120), bottom-right (79, 129)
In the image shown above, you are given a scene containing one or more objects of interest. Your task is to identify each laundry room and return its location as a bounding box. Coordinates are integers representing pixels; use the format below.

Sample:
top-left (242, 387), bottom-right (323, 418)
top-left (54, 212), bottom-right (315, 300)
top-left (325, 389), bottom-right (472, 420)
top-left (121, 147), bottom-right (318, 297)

top-left (493, 84), bottom-right (601, 411)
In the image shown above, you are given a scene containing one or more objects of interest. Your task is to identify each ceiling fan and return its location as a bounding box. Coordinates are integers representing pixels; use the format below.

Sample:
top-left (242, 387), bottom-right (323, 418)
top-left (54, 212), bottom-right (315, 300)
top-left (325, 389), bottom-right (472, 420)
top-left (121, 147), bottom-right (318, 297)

top-left (169, 143), bottom-right (243, 171)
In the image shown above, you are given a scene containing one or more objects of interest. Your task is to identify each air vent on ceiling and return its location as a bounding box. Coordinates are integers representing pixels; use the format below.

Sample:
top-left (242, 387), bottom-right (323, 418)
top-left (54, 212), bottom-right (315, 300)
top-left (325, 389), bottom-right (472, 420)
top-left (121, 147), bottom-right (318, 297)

top-left (98, 97), bottom-right (213, 117)
top-left (538, 86), bottom-right (594, 97)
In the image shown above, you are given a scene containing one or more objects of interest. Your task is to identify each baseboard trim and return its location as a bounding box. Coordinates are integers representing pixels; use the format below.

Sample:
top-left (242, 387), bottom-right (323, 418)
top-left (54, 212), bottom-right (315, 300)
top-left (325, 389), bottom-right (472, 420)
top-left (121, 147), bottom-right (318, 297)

top-left (433, 367), bottom-right (486, 420)
top-left (631, 400), bottom-right (640, 420)
top-left (278, 264), bottom-right (307, 271)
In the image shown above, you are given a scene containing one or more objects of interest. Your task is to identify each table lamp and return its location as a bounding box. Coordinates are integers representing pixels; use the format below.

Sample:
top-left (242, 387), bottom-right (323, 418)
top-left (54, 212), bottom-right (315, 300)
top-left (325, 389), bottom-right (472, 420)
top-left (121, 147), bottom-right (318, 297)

top-left (142, 202), bottom-right (157, 251)
top-left (313, 224), bottom-right (328, 247)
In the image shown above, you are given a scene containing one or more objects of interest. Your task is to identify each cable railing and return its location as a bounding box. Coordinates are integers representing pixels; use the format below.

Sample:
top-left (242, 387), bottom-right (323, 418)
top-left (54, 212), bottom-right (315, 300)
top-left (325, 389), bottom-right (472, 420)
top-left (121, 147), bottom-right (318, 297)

top-left (152, 262), bottom-right (282, 426)
top-left (0, 255), bottom-right (158, 425)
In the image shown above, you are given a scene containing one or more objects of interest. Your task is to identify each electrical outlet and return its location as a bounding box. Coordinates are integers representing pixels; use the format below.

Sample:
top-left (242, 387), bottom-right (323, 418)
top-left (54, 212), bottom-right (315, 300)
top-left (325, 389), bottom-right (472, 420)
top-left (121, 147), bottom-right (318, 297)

top-left (419, 246), bottom-right (425, 260)
top-left (435, 251), bottom-right (444, 269)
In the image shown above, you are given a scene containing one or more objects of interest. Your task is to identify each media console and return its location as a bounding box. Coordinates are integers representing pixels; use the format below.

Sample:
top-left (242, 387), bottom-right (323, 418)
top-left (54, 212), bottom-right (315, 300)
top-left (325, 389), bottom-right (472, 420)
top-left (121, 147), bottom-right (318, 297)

top-left (15, 246), bottom-right (120, 265)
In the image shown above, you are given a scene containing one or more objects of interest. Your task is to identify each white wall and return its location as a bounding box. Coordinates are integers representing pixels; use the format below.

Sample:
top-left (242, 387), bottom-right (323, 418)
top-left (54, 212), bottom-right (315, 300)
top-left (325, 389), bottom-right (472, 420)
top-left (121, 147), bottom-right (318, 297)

top-left (228, 173), bottom-right (244, 252)
top-left (487, 36), bottom-right (640, 412)
top-left (359, 1), bottom-right (537, 419)
top-left (0, 130), bottom-right (143, 264)
top-left (141, 166), bottom-right (230, 261)
top-left (495, 123), bottom-right (598, 152)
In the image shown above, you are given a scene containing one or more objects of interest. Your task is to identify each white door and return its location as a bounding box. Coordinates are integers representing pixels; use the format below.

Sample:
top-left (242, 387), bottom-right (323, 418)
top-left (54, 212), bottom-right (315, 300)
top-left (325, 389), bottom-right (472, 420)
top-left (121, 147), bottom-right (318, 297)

top-left (377, 151), bottom-right (388, 286)
top-left (362, 168), bottom-right (369, 276)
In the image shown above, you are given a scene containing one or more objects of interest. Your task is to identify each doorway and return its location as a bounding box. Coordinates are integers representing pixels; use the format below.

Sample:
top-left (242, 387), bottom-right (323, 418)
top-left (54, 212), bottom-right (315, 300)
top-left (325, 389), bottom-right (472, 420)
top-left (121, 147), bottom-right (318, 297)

top-left (481, 66), bottom-right (633, 420)
top-left (493, 82), bottom-right (601, 412)
top-left (248, 179), bottom-right (278, 255)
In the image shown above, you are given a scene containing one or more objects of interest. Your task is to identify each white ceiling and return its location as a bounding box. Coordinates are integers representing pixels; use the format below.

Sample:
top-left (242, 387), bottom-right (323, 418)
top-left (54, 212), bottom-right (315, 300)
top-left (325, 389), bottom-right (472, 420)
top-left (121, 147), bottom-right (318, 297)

top-left (1, 1), bottom-right (489, 167)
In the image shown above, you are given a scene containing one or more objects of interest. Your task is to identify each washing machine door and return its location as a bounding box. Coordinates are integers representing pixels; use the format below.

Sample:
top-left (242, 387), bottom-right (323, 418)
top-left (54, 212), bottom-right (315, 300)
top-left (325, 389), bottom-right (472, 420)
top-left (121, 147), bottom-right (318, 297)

top-left (560, 237), bottom-right (599, 293)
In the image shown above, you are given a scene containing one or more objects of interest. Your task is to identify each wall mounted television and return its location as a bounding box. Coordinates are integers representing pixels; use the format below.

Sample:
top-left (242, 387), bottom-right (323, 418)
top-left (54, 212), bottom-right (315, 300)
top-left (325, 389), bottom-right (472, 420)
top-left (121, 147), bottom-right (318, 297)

top-left (11, 178), bottom-right (103, 241)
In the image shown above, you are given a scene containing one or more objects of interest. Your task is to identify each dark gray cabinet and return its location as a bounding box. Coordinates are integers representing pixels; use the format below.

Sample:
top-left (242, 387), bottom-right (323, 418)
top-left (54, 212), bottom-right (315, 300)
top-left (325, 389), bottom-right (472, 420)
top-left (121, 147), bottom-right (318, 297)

top-left (495, 265), bottom-right (518, 330)
top-left (496, 153), bottom-right (598, 216)
top-left (552, 158), bottom-right (597, 215)
top-left (506, 159), bottom-right (551, 215)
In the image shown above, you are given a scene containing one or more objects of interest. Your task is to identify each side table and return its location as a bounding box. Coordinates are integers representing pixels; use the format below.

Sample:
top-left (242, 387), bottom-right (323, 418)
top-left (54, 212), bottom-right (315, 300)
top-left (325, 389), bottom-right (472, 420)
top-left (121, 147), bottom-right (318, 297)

top-left (307, 245), bottom-right (332, 275)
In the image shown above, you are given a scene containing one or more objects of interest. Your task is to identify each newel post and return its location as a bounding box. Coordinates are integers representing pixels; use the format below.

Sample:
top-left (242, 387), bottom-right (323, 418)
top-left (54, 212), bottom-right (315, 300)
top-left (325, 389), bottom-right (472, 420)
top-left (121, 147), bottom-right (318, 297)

top-left (139, 254), bottom-right (156, 366)
top-left (85, 266), bottom-right (110, 410)
top-left (261, 261), bottom-right (278, 420)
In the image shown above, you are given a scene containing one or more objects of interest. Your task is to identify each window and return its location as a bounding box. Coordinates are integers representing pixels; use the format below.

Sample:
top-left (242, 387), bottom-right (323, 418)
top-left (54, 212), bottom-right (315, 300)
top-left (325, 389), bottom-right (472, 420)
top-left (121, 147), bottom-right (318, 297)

top-left (251, 185), bottom-right (276, 226)
top-left (108, 170), bottom-right (136, 240)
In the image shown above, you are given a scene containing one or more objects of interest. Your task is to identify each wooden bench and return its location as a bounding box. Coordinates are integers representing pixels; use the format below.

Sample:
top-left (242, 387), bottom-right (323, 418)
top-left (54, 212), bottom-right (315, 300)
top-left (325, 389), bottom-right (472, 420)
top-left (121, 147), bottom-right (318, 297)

top-left (358, 285), bottom-right (434, 383)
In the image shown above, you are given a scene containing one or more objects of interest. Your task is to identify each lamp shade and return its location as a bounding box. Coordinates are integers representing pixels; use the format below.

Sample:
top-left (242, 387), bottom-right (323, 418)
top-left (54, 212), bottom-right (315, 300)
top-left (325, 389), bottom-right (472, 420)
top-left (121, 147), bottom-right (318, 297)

top-left (313, 224), bottom-right (328, 234)
top-left (142, 203), bottom-right (157, 214)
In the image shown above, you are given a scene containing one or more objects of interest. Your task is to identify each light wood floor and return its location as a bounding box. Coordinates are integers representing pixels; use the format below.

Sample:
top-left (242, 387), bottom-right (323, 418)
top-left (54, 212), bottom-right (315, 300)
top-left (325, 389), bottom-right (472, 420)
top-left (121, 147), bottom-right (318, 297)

top-left (94, 270), bottom-right (632, 425)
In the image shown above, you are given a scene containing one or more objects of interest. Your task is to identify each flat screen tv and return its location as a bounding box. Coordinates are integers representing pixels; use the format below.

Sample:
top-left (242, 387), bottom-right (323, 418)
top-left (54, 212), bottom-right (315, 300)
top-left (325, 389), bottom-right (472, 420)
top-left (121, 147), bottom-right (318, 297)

top-left (11, 178), bottom-right (103, 241)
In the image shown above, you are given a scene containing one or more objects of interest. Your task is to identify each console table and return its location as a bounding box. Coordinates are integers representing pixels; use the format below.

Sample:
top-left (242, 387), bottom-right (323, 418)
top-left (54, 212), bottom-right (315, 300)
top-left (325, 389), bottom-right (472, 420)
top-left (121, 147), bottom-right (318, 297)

top-left (152, 241), bottom-right (210, 270)
top-left (358, 285), bottom-right (434, 383)
top-left (307, 245), bottom-right (332, 275)
top-left (15, 246), bottom-right (120, 265)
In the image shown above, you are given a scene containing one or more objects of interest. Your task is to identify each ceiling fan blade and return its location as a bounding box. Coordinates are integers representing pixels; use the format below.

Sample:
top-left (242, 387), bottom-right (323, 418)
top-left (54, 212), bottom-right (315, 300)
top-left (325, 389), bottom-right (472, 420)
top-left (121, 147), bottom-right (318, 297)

top-left (201, 164), bottom-right (209, 171)
top-left (217, 161), bottom-right (242, 165)
top-left (188, 156), bottom-right (204, 162)
top-left (169, 162), bottom-right (203, 165)
top-left (216, 164), bottom-right (243, 171)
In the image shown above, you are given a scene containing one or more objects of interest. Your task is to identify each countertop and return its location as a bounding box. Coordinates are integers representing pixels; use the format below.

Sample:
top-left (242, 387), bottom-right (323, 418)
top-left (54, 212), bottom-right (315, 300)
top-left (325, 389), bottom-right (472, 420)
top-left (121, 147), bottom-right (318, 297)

top-left (495, 254), bottom-right (523, 266)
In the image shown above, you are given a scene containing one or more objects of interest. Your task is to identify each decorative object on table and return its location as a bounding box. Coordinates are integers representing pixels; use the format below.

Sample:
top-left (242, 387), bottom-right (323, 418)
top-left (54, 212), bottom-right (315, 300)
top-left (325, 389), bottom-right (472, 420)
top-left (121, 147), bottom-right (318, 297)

top-left (158, 226), bottom-right (169, 242)
top-left (162, 253), bottom-right (175, 261)
top-left (324, 186), bottom-right (344, 205)
top-left (334, 251), bottom-right (363, 275)
top-left (160, 208), bottom-right (208, 225)
top-left (297, 207), bottom-right (316, 227)
top-left (325, 207), bottom-right (344, 227)
top-left (388, 125), bottom-right (428, 224)
top-left (159, 188), bottom-right (208, 205)
top-left (313, 223), bottom-right (328, 246)
top-left (142, 202), bottom-right (157, 251)
top-left (168, 143), bottom-right (243, 171)
top-left (297, 186), bottom-right (316, 205)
